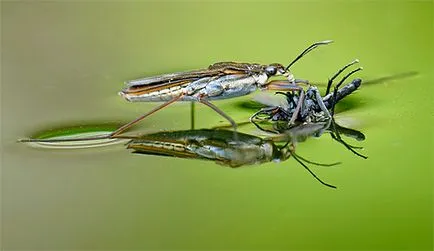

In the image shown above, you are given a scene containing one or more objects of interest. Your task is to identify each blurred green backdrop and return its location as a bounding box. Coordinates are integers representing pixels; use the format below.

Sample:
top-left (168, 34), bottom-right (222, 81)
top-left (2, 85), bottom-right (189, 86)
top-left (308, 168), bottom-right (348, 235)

top-left (1, 1), bottom-right (432, 250)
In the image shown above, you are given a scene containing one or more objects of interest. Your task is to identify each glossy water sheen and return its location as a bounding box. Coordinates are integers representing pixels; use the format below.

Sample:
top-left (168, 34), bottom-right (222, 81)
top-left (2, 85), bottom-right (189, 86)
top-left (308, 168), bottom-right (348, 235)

top-left (1, 2), bottom-right (432, 250)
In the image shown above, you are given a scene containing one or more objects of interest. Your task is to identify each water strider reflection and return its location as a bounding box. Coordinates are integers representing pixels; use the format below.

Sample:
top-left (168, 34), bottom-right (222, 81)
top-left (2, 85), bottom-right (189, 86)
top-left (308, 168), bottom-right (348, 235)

top-left (126, 118), bottom-right (365, 189)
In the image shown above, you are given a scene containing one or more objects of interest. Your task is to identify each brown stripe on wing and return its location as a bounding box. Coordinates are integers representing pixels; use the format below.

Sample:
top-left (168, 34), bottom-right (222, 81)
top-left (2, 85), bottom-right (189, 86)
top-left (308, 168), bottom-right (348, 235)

top-left (123, 80), bottom-right (192, 95)
top-left (209, 62), bottom-right (264, 74)
top-left (125, 62), bottom-right (259, 88)
top-left (125, 68), bottom-right (220, 88)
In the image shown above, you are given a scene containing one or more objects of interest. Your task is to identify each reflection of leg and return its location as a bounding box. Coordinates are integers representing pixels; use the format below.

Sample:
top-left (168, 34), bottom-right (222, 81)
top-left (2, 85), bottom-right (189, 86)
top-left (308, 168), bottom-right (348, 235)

top-left (111, 94), bottom-right (185, 137)
top-left (329, 118), bottom-right (367, 159)
top-left (18, 132), bottom-right (114, 143)
top-left (287, 143), bottom-right (337, 189)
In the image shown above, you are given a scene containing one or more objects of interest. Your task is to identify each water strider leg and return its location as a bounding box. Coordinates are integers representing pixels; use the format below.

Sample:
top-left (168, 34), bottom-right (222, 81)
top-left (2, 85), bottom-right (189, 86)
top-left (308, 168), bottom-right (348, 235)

top-left (265, 80), bottom-right (305, 91)
top-left (190, 102), bottom-right (195, 130)
top-left (19, 94), bottom-right (185, 143)
top-left (199, 98), bottom-right (239, 141)
top-left (110, 93), bottom-right (185, 137)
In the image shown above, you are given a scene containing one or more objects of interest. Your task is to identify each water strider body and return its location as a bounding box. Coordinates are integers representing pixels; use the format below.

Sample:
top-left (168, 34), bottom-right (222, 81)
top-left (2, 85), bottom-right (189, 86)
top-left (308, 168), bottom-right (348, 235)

top-left (20, 40), bottom-right (336, 143)
top-left (112, 40), bottom-right (333, 139)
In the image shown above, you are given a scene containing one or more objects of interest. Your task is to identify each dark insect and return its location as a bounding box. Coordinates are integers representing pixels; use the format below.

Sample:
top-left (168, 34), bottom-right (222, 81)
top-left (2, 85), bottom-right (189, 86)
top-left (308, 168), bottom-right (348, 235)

top-left (250, 60), bottom-right (367, 159)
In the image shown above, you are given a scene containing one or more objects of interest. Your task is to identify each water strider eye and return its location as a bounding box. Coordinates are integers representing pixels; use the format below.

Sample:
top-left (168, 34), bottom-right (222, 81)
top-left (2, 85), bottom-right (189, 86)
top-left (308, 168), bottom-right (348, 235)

top-left (265, 65), bottom-right (277, 76)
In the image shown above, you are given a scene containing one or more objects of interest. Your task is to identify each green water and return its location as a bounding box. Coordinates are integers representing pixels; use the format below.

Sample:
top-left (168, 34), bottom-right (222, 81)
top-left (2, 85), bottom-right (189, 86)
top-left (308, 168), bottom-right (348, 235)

top-left (1, 1), bottom-right (432, 250)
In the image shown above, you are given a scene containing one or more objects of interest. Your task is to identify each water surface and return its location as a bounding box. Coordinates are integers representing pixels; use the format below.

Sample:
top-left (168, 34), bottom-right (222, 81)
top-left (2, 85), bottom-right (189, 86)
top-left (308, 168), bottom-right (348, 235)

top-left (1, 2), bottom-right (432, 250)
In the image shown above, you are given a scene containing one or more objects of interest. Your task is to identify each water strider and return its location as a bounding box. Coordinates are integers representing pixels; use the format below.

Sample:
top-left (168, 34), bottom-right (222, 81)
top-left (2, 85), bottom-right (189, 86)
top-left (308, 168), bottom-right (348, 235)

top-left (20, 40), bottom-right (334, 143)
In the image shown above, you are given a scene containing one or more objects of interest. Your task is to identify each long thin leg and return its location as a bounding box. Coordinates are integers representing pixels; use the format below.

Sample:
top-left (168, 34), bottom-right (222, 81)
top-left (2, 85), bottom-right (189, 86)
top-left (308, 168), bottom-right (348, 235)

top-left (199, 98), bottom-right (239, 141)
top-left (335, 67), bottom-right (363, 90)
top-left (265, 80), bottom-right (304, 91)
top-left (20, 94), bottom-right (185, 143)
top-left (293, 152), bottom-right (341, 167)
top-left (110, 94), bottom-right (184, 137)
top-left (329, 68), bottom-right (363, 116)
top-left (292, 153), bottom-right (337, 189)
top-left (190, 101), bottom-right (195, 130)
top-left (326, 59), bottom-right (359, 95)
top-left (199, 99), bottom-right (237, 130)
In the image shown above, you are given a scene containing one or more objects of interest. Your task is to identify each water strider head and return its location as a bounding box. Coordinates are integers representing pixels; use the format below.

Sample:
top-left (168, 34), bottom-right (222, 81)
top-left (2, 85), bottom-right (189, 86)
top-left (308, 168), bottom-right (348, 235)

top-left (264, 63), bottom-right (286, 77)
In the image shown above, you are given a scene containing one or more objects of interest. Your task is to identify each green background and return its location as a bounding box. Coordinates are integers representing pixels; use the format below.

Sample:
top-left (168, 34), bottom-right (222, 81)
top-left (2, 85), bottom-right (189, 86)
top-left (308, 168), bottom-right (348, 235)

top-left (1, 1), bottom-right (432, 250)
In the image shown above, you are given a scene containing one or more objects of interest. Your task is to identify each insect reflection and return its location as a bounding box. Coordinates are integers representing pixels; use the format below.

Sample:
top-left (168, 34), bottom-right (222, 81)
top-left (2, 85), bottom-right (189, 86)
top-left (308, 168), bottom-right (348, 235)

top-left (125, 121), bottom-right (365, 189)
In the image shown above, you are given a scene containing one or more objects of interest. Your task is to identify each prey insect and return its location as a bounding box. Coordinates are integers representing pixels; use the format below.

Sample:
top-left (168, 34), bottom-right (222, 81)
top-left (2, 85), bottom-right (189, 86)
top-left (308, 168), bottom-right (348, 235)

top-left (126, 127), bottom-right (343, 188)
top-left (251, 59), bottom-right (362, 127)
top-left (20, 40), bottom-right (333, 143)
top-left (250, 60), bottom-right (367, 158)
